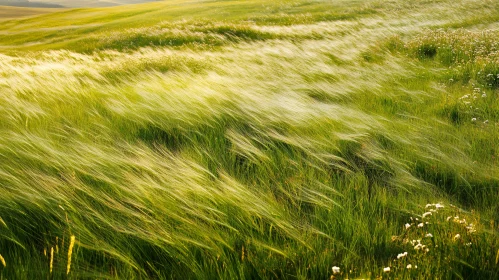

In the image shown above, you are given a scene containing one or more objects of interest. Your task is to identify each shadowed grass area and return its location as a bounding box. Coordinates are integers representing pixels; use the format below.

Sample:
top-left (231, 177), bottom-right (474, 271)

top-left (0, 0), bottom-right (499, 279)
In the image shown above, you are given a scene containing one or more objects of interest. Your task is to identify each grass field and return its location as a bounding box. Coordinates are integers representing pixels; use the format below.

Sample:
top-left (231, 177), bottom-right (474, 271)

top-left (0, 0), bottom-right (499, 279)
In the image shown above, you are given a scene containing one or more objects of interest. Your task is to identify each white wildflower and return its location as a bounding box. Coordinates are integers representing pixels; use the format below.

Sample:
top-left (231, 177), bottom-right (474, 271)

top-left (397, 252), bottom-right (408, 259)
top-left (383, 267), bottom-right (390, 272)
top-left (482, 93), bottom-right (487, 98)
top-left (425, 233), bottom-right (433, 238)
top-left (454, 234), bottom-right (461, 240)
top-left (332, 266), bottom-right (340, 274)
top-left (471, 118), bottom-right (477, 122)
top-left (422, 212), bottom-right (432, 218)
top-left (405, 223), bottom-right (411, 230)
top-left (417, 223), bottom-right (424, 228)
top-left (406, 264), bottom-right (412, 269)
top-left (466, 224), bottom-right (476, 233)
top-left (435, 203), bottom-right (444, 209)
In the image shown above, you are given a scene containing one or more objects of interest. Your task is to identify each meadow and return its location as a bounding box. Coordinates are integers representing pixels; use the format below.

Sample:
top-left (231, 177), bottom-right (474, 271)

top-left (0, 0), bottom-right (498, 279)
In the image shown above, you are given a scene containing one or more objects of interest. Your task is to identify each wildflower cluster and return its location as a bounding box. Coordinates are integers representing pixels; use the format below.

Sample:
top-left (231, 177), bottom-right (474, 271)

top-left (458, 86), bottom-right (490, 124)
top-left (405, 29), bottom-right (499, 89)
top-left (387, 202), bottom-right (493, 278)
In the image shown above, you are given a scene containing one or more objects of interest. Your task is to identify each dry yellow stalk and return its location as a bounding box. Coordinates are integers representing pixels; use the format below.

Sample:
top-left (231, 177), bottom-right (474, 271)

top-left (50, 247), bottom-right (54, 274)
top-left (67, 235), bottom-right (76, 274)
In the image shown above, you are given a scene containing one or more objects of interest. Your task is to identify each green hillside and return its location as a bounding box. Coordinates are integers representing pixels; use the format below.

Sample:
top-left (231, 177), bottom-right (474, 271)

top-left (0, 0), bottom-right (498, 279)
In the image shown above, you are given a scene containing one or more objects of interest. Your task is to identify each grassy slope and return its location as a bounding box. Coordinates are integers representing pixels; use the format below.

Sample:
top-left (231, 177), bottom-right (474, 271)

top-left (0, 0), bottom-right (498, 279)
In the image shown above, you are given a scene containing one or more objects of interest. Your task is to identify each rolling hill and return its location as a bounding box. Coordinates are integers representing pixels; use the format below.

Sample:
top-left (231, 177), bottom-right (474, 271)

top-left (0, 5), bottom-right (61, 20)
top-left (0, 0), bottom-right (159, 7)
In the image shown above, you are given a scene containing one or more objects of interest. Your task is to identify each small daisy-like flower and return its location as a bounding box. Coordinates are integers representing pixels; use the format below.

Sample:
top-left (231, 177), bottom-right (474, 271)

top-left (406, 264), bottom-right (412, 269)
top-left (422, 212), bottom-right (432, 218)
top-left (332, 266), bottom-right (340, 274)
top-left (482, 93), bottom-right (487, 98)
top-left (425, 233), bottom-right (433, 238)
top-left (417, 223), bottom-right (424, 228)
top-left (435, 203), bottom-right (444, 209)
top-left (414, 243), bottom-right (425, 250)
top-left (405, 223), bottom-right (411, 230)
top-left (397, 252), bottom-right (408, 259)
top-left (472, 118), bottom-right (477, 122)
top-left (454, 234), bottom-right (461, 240)
top-left (446, 216), bottom-right (452, 221)
top-left (466, 224), bottom-right (476, 233)
top-left (383, 267), bottom-right (391, 272)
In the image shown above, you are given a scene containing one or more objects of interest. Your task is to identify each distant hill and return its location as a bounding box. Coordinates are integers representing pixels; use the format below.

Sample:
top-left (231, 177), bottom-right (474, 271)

top-left (0, 0), bottom-right (160, 7)
top-left (0, 0), bottom-right (63, 7)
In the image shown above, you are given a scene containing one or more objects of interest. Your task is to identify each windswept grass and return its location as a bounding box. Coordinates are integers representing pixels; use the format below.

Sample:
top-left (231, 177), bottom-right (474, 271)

top-left (0, 0), bottom-right (499, 279)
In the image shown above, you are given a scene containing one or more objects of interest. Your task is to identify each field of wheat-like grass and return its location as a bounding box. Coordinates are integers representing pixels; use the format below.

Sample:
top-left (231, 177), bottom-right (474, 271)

top-left (0, 0), bottom-right (498, 278)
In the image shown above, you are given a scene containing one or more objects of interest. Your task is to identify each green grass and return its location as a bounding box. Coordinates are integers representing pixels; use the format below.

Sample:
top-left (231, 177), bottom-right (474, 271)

top-left (1, 0), bottom-right (499, 279)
